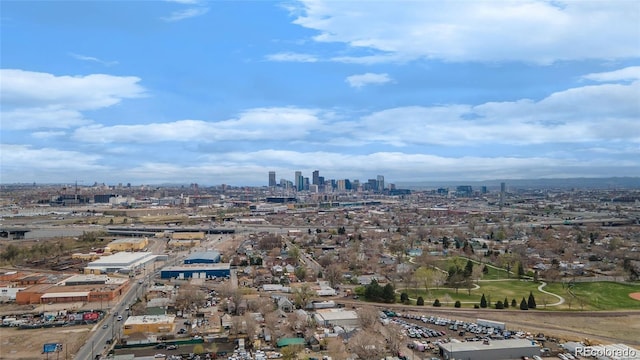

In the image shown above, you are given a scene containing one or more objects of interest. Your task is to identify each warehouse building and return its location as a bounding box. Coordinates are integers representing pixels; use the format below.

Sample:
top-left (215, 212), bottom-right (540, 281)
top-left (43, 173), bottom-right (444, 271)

top-left (123, 315), bottom-right (175, 335)
top-left (160, 263), bottom-right (231, 280)
top-left (313, 309), bottom-right (359, 330)
top-left (184, 250), bottom-right (221, 264)
top-left (438, 338), bottom-right (540, 360)
top-left (107, 237), bottom-right (149, 252)
top-left (84, 252), bottom-right (158, 274)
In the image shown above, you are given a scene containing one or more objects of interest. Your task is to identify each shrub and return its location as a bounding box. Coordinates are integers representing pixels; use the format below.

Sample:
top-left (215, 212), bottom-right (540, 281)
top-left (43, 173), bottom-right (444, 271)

top-left (454, 300), bottom-right (461, 308)
top-left (432, 298), bottom-right (441, 307)
top-left (400, 292), bottom-right (409, 304)
top-left (417, 297), bottom-right (424, 306)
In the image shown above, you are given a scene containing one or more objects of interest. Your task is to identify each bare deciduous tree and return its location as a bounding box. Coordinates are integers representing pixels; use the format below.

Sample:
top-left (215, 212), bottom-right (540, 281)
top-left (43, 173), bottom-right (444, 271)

top-left (357, 306), bottom-right (379, 331)
top-left (348, 330), bottom-right (384, 360)
top-left (326, 338), bottom-right (348, 360)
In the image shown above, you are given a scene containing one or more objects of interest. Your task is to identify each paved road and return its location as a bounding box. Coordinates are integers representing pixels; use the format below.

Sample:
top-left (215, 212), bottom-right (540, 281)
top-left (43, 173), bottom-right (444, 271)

top-left (74, 281), bottom-right (140, 359)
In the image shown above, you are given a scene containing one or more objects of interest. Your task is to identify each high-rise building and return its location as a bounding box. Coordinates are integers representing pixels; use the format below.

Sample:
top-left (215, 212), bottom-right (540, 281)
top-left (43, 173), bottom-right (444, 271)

top-left (312, 170), bottom-right (320, 185)
top-left (377, 175), bottom-right (385, 192)
top-left (295, 171), bottom-right (303, 191)
top-left (268, 171), bottom-right (276, 187)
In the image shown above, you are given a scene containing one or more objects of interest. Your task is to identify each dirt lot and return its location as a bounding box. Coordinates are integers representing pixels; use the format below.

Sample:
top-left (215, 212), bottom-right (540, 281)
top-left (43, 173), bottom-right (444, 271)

top-left (0, 325), bottom-right (92, 360)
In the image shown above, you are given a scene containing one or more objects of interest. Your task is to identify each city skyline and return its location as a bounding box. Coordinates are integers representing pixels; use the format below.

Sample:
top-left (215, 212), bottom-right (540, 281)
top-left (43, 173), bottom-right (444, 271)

top-left (1, 1), bottom-right (639, 186)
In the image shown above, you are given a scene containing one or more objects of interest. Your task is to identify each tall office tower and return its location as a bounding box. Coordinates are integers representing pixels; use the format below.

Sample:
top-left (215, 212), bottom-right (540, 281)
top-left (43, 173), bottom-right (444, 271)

top-left (312, 170), bottom-right (320, 185)
top-left (295, 171), bottom-right (303, 191)
top-left (500, 182), bottom-right (506, 209)
top-left (268, 171), bottom-right (276, 187)
top-left (377, 175), bottom-right (385, 192)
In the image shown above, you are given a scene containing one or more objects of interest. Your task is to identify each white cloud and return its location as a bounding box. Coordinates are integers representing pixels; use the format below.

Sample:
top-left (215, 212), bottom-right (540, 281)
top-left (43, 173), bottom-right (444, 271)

top-left (72, 107), bottom-right (323, 143)
top-left (0, 69), bottom-right (145, 130)
top-left (582, 66), bottom-right (640, 82)
top-left (64, 150), bottom-right (640, 185)
top-left (353, 79), bottom-right (640, 146)
top-left (69, 53), bottom-right (118, 67)
top-left (31, 131), bottom-right (67, 139)
top-left (345, 73), bottom-right (392, 88)
top-left (68, 71), bottom-right (640, 147)
top-left (290, 1), bottom-right (640, 64)
top-left (161, 7), bottom-right (209, 22)
top-left (1, 107), bottom-right (88, 130)
top-left (0, 144), bottom-right (105, 171)
top-left (0, 69), bottom-right (145, 110)
top-left (265, 52), bottom-right (319, 63)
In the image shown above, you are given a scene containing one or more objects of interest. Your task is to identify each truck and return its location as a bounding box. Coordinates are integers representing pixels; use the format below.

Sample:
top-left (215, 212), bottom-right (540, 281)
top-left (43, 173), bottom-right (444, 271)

top-left (2, 317), bottom-right (17, 326)
top-left (476, 319), bottom-right (506, 330)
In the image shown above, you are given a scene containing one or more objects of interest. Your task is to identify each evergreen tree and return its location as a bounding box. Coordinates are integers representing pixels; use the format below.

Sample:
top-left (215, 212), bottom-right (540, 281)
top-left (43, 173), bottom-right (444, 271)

top-left (511, 299), bottom-right (517, 308)
top-left (503, 297), bottom-right (509, 308)
top-left (495, 300), bottom-right (504, 309)
top-left (454, 300), bottom-right (461, 308)
top-left (400, 292), bottom-right (409, 304)
top-left (416, 297), bottom-right (424, 306)
top-left (520, 297), bottom-right (529, 310)
top-left (382, 283), bottom-right (396, 303)
top-left (364, 279), bottom-right (383, 301)
top-left (517, 262), bottom-right (525, 279)
top-left (528, 291), bottom-right (537, 309)
top-left (483, 265), bottom-right (489, 274)
top-left (432, 298), bottom-right (441, 307)
top-left (464, 259), bottom-right (474, 278)
top-left (480, 293), bottom-right (488, 308)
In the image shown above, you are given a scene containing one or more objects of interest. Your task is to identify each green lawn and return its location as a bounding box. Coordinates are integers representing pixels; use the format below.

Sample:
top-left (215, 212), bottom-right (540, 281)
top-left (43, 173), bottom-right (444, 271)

top-left (402, 280), bottom-right (546, 308)
top-left (543, 281), bottom-right (640, 310)
top-left (434, 257), bottom-right (513, 280)
top-left (401, 280), bottom-right (640, 310)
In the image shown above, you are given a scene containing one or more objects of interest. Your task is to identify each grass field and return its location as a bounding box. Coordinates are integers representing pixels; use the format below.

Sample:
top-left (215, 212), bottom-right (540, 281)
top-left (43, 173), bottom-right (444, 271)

top-left (401, 280), bottom-right (640, 310)
top-left (402, 280), bottom-right (548, 308)
top-left (543, 281), bottom-right (640, 310)
top-left (433, 257), bottom-right (514, 280)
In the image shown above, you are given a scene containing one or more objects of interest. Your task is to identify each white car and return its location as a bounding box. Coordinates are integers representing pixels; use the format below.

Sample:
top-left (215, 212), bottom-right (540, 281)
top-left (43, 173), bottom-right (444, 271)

top-left (154, 355), bottom-right (166, 358)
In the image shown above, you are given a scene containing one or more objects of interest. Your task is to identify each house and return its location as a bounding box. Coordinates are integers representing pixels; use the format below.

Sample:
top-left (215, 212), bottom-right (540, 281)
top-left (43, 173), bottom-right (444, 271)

top-left (277, 297), bottom-right (294, 313)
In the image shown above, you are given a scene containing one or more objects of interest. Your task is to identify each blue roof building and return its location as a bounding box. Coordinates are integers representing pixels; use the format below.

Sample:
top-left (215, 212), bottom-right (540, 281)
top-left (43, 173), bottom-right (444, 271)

top-left (160, 263), bottom-right (230, 280)
top-left (184, 251), bottom-right (221, 264)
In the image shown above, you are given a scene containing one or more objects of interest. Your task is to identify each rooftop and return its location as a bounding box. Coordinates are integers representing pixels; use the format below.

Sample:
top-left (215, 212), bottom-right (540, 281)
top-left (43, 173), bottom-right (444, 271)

top-left (315, 309), bottom-right (358, 321)
top-left (124, 314), bottom-right (175, 325)
top-left (185, 250), bottom-right (220, 260)
top-left (440, 338), bottom-right (539, 352)
top-left (162, 263), bottom-right (231, 271)
top-left (108, 237), bottom-right (147, 244)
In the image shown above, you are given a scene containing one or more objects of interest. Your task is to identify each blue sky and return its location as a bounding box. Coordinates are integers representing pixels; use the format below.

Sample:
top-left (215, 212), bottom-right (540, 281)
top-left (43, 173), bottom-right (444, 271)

top-left (1, 0), bottom-right (639, 186)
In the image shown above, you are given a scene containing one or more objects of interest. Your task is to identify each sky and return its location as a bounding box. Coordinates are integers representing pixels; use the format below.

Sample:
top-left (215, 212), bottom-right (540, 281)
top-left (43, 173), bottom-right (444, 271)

top-left (1, 0), bottom-right (639, 187)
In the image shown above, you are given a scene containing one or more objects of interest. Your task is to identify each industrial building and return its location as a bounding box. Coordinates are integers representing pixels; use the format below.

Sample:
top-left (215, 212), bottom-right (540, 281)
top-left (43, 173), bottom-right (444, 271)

top-left (438, 338), bottom-right (540, 360)
top-left (167, 239), bottom-right (201, 248)
top-left (84, 252), bottom-right (158, 274)
top-left (184, 250), bottom-right (221, 264)
top-left (122, 315), bottom-right (175, 335)
top-left (313, 309), bottom-right (359, 330)
top-left (15, 277), bottom-right (129, 305)
top-left (160, 263), bottom-right (231, 279)
top-left (106, 237), bottom-right (149, 252)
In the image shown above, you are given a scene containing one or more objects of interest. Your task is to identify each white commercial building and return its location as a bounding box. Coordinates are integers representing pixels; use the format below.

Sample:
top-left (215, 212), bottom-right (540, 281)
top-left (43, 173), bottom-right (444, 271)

top-left (85, 252), bottom-right (158, 274)
top-left (314, 309), bottom-right (359, 330)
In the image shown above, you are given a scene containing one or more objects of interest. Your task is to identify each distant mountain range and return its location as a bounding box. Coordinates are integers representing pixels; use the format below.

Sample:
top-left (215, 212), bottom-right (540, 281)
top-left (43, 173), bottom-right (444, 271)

top-left (396, 177), bottom-right (640, 190)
